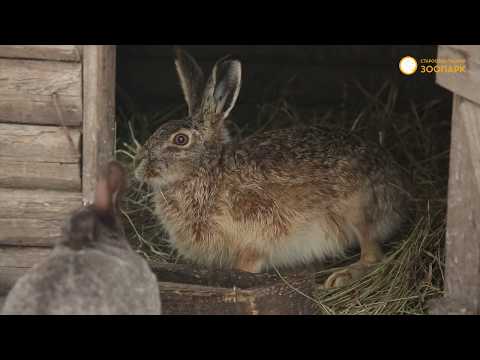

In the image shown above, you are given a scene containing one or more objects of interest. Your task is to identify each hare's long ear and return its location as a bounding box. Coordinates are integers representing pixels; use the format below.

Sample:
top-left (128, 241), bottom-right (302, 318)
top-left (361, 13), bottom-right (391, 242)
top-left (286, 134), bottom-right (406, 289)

top-left (201, 57), bottom-right (242, 124)
top-left (174, 47), bottom-right (205, 116)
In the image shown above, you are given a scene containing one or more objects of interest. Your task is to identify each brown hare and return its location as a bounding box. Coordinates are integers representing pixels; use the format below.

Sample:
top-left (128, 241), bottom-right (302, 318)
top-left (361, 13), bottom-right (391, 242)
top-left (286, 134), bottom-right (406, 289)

top-left (2, 161), bottom-right (161, 315)
top-left (134, 47), bottom-right (409, 288)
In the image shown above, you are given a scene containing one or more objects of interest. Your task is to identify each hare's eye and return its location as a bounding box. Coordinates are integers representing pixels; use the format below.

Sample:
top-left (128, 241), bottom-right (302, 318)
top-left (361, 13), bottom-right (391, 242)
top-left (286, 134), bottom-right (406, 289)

top-left (173, 133), bottom-right (189, 146)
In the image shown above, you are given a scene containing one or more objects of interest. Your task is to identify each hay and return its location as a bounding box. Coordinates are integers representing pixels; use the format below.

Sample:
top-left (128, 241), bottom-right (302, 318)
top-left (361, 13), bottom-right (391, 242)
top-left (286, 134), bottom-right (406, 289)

top-left (309, 81), bottom-right (449, 315)
top-left (115, 79), bottom-right (451, 315)
top-left (313, 208), bottom-right (445, 315)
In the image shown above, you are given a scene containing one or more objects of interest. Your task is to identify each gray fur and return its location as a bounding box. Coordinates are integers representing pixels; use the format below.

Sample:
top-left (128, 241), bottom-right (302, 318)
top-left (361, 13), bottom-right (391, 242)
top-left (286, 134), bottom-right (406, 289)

top-left (2, 161), bottom-right (161, 315)
top-left (2, 244), bottom-right (160, 315)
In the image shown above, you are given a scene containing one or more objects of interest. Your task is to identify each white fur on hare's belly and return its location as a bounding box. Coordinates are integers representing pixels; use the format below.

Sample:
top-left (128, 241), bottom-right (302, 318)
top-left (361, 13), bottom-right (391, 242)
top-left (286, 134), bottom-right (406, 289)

top-left (157, 205), bottom-right (350, 269)
top-left (265, 221), bottom-right (350, 269)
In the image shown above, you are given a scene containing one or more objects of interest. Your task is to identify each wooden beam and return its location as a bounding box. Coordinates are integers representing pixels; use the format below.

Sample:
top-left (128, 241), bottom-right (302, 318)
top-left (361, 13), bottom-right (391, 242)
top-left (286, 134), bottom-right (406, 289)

top-left (430, 95), bottom-right (480, 314)
top-left (0, 123), bottom-right (81, 190)
top-left (151, 262), bottom-right (293, 288)
top-left (82, 45), bottom-right (117, 205)
top-left (0, 219), bottom-right (65, 247)
top-left (0, 189), bottom-right (82, 246)
top-left (0, 159), bottom-right (80, 191)
top-left (152, 263), bottom-right (317, 315)
top-left (436, 45), bottom-right (480, 104)
top-left (0, 45), bottom-right (81, 62)
top-left (0, 123), bottom-right (81, 163)
top-left (0, 189), bottom-right (82, 220)
top-left (0, 58), bottom-right (82, 126)
top-left (447, 45), bottom-right (480, 59)
top-left (157, 276), bottom-right (316, 315)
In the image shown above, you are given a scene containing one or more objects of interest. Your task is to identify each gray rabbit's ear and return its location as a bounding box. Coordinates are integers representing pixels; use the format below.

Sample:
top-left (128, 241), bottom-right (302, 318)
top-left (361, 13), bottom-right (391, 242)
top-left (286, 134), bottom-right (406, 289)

top-left (94, 161), bottom-right (127, 212)
top-left (174, 47), bottom-right (205, 116)
top-left (107, 161), bottom-right (127, 209)
top-left (201, 57), bottom-right (242, 122)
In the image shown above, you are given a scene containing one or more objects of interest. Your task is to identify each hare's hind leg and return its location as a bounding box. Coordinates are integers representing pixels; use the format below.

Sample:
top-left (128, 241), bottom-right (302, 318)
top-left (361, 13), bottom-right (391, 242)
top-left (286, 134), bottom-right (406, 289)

top-left (324, 222), bottom-right (383, 288)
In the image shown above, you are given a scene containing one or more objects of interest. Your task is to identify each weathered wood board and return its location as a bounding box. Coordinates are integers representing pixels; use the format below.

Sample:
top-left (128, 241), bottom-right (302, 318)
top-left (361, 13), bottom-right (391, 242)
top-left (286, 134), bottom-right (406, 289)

top-left (0, 123), bottom-right (81, 162)
top-left (430, 95), bottom-right (480, 314)
top-left (0, 45), bottom-right (81, 62)
top-left (0, 123), bottom-right (81, 191)
top-left (0, 219), bottom-right (66, 247)
top-left (152, 264), bottom-right (318, 315)
top-left (0, 189), bottom-right (82, 220)
top-left (82, 46), bottom-right (116, 205)
top-left (444, 45), bottom-right (480, 61)
top-left (0, 58), bottom-right (82, 126)
top-left (0, 159), bottom-right (81, 191)
top-left (0, 189), bottom-right (82, 246)
top-left (430, 45), bottom-right (480, 315)
top-left (436, 45), bottom-right (480, 105)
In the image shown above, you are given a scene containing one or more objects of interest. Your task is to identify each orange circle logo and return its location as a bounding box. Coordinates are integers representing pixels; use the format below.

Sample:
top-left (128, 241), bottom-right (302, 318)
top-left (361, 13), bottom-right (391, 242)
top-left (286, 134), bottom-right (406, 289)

top-left (399, 56), bottom-right (418, 75)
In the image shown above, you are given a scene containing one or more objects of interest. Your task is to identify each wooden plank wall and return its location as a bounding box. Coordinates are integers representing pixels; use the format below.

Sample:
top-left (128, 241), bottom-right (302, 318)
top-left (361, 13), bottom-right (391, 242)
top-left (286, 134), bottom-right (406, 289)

top-left (117, 45), bottom-right (450, 121)
top-left (430, 45), bottom-right (480, 314)
top-left (440, 95), bottom-right (480, 314)
top-left (0, 45), bottom-right (84, 293)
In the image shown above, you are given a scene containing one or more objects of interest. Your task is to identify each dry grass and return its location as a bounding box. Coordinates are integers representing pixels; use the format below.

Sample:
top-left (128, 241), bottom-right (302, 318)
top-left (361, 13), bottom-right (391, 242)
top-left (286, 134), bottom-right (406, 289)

top-left (116, 105), bottom-right (186, 264)
top-left (116, 80), bottom-right (451, 315)
top-left (312, 207), bottom-right (445, 315)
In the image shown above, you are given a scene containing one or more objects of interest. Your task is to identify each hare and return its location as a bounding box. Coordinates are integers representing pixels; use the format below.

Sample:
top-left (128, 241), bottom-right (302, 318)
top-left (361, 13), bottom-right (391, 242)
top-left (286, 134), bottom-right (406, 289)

top-left (134, 47), bottom-right (409, 288)
top-left (2, 161), bottom-right (161, 315)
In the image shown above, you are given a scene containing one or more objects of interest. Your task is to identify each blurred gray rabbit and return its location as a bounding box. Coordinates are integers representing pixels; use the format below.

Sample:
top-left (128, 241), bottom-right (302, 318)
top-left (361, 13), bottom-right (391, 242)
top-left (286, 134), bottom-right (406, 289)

top-left (2, 161), bottom-right (161, 315)
top-left (134, 47), bottom-right (410, 288)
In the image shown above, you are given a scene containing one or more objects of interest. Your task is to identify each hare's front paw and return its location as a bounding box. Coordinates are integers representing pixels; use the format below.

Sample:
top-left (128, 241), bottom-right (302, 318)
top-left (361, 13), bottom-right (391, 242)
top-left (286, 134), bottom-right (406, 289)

top-left (234, 250), bottom-right (265, 273)
top-left (324, 261), bottom-right (370, 289)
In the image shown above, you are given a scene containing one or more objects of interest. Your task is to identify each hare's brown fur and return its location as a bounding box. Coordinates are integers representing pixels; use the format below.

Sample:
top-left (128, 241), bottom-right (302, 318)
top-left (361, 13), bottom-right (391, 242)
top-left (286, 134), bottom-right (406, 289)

top-left (145, 126), bottom-right (406, 272)
top-left (135, 48), bottom-right (409, 286)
